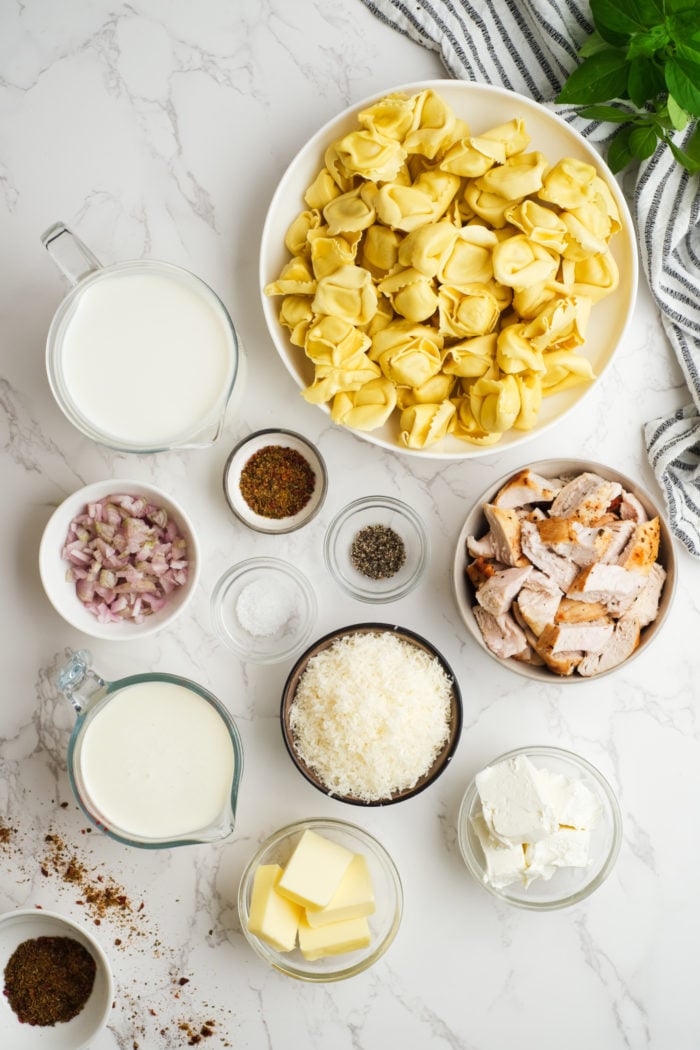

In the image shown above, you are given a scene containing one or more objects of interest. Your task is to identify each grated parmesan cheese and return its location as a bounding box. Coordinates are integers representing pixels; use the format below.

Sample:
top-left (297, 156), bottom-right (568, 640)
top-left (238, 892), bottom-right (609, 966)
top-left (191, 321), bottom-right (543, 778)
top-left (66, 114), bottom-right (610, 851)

top-left (288, 631), bottom-right (454, 802)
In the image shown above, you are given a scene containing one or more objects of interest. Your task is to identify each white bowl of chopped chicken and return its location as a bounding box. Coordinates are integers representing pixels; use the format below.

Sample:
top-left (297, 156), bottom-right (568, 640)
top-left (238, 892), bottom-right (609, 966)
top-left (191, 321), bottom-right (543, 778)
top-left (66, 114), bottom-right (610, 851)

top-left (39, 479), bottom-right (200, 640)
top-left (281, 624), bottom-right (462, 804)
top-left (452, 460), bottom-right (676, 680)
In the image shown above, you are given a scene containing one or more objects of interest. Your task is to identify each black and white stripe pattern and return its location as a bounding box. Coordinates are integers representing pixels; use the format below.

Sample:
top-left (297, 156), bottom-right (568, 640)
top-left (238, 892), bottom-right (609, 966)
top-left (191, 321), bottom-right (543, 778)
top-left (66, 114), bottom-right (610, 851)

top-left (362, 0), bottom-right (700, 557)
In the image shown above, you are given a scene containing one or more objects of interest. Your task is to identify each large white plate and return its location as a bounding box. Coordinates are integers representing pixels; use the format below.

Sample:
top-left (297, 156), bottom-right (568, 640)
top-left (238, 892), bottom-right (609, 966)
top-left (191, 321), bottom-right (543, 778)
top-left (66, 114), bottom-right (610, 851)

top-left (259, 80), bottom-right (638, 460)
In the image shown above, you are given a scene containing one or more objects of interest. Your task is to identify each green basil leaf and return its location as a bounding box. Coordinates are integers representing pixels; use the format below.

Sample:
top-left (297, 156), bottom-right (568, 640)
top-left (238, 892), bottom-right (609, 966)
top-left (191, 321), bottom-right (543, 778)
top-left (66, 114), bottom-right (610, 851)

top-left (667, 94), bottom-right (690, 130)
top-left (578, 104), bottom-right (637, 122)
top-left (676, 40), bottom-right (700, 65)
top-left (627, 24), bottom-right (670, 58)
top-left (683, 122), bottom-right (700, 164)
top-left (579, 31), bottom-right (613, 58)
top-left (665, 57), bottom-right (700, 117)
top-left (590, 0), bottom-right (659, 35)
top-left (607, 125), bottom-right (635, 172)
top-left (628, 56), bottom-right (666, 107)
top-left (556, 51), bottom-right (630, 104)
top-left (629, 123), bottom-right (660, 158)
top-left (667, 137), bottom-right (700, 174)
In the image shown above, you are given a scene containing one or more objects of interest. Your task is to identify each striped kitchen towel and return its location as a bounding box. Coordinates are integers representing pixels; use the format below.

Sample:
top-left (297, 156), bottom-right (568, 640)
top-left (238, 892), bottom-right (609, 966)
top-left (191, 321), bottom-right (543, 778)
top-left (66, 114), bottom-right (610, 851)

top-left (361, 0), bottom-right (700, 557)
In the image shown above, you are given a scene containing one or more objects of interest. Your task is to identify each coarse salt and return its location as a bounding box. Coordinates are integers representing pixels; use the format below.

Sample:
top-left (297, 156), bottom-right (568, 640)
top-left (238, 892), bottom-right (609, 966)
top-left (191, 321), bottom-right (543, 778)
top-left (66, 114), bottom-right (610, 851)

top-left (236, 578), bottom-right (296, 637)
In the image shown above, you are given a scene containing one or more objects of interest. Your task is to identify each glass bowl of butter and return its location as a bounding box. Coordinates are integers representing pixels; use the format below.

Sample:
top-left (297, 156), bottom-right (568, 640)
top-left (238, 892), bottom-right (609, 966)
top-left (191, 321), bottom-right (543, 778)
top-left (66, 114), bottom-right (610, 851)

top-left (457, 745), bottom-right (622, 910)
top-left (237, 817), bottom-right (403, 981)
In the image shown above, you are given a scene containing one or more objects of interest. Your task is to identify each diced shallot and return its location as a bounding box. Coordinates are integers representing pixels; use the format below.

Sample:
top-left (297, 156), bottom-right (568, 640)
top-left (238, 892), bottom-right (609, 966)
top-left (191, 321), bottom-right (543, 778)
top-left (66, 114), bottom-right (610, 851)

top-left (62, 494), bottom-right (189, 624)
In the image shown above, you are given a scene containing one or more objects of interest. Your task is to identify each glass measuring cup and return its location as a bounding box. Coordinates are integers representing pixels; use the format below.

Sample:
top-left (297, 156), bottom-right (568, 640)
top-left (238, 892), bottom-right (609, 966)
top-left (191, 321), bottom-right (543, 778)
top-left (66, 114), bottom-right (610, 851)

top-left (56, 649), bottom-right (244, 849)
top-left (42, 222), bottom-right (243, 453)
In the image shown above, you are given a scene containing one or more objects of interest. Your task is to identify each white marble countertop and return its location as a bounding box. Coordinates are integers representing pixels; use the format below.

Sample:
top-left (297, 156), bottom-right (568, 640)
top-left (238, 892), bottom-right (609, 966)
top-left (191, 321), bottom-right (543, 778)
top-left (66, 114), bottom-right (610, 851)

top-left (2, 2), bottom-right (699, 1048)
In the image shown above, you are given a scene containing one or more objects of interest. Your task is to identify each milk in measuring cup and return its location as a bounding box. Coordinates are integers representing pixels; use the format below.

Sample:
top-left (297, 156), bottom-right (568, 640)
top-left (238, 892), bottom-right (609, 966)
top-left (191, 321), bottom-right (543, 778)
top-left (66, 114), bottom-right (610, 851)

top-left (60, 269), bottom-right (235, 448)
top-left (78, 679), bottom-right (236, 840)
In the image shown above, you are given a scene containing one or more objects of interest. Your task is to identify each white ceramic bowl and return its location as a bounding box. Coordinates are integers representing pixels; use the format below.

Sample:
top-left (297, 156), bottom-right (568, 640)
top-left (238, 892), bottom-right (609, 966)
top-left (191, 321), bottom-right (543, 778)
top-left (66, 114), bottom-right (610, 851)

top-left (259, 79), bottom-right (638, 459)
top-left (0, 908), bottom-right (114, 1049)
top-left (238, 817), bottom-right (403, 981)
top-left (39, 479), bottom-right (201, 640)
top-left (223, 429), bottom-right (327, 533)
top-left (452, 458), bottom-right (676, 681)
top-left (457, 746), bottom-right (622, 909)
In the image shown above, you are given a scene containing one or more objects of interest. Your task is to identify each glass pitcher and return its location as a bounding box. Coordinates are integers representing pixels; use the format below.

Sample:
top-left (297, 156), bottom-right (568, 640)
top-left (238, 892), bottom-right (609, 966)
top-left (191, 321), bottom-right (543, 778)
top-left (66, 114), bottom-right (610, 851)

top-left (56, 649), bottom-right (244, 849)
top-left (42, 222), bottom-right (243, 453)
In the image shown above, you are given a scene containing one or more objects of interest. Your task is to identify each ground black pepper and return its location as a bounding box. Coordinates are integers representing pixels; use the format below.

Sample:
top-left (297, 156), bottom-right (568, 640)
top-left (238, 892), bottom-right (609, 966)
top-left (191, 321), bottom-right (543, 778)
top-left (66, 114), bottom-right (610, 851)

top-left (3, 935), bottom-right (96, 1026)
top-left (350, 524), bottom-right (406, 579)
top-left (239, 444), bottom-right (315, 518)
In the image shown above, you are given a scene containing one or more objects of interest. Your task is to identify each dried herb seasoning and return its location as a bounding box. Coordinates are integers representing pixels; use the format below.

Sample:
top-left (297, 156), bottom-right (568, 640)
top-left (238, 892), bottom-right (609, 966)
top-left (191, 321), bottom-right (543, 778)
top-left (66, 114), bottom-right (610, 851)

top-left (3, 935), bottom-right (96, 1026)
top-left (350, 524), bottom-right (406, 580)
top-left (239, 445), bottom-right (315, 519)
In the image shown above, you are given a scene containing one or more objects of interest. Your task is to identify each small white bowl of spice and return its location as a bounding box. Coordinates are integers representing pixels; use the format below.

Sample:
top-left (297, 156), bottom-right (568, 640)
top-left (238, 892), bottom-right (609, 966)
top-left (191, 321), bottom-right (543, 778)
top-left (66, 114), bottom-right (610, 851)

top-left (324, 495), bottom-right (428, 603)
top-left (0, 908), bottom-right (114, 1049)
top-left (223, 428), bottom-right (327, 533)
top-left (211, 557), bottom-right (318, 664)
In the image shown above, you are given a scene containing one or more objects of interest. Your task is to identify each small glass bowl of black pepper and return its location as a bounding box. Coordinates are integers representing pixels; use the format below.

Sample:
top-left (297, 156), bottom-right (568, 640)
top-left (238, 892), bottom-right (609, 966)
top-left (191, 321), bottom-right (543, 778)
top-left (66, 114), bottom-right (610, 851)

top-left (223, 428), bottom-right (328, 534)
top-left (0, 908), bottom-right (114, 1050)
top-left (324, 495), bottom-right (428, 603)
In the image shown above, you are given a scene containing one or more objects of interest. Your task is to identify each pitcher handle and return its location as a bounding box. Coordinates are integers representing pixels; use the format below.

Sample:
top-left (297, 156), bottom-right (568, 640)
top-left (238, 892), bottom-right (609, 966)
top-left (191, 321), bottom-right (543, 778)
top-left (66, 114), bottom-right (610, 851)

top-left (56, 648), bottom-right (107, 715)
top-left (42, 222), bottom-right (102, 286)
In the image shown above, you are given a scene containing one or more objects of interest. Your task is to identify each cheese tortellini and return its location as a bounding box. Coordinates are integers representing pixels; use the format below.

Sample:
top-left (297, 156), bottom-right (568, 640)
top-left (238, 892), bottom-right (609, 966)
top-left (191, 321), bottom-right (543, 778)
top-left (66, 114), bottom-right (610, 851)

top-left (264, 88), bottom-right (622, 449)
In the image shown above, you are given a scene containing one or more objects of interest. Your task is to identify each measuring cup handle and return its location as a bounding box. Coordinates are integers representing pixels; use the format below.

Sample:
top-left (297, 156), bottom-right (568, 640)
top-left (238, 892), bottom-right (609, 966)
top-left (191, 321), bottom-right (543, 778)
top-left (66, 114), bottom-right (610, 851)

top-left (41, 222), bottom-right (102, 286)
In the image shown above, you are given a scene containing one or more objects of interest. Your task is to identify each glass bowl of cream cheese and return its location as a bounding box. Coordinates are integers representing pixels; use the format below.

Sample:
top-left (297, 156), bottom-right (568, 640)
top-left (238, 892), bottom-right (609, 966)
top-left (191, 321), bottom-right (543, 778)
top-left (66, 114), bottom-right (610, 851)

top-left (457, 745), bottom-right (622, 909)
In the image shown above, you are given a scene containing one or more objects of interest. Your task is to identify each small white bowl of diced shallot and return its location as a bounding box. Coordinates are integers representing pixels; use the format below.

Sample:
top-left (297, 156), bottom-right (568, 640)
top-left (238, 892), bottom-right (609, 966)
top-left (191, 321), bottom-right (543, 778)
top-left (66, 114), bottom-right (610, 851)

top-left (39, 479), bottom-right (200, 640)
top-left (237, 818), bottom-right (403, 981)
top-left (452, 459), bottom-right (676, 681)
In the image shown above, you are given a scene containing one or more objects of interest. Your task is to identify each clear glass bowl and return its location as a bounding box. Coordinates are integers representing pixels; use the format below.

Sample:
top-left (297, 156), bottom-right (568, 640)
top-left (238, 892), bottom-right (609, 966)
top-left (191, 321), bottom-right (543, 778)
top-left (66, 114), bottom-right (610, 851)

top-left (238, 817), bottom-right (403, 981)
top-left (223, 429), bottom-right (327, 534)
top-left (211, 558), bottom-right (317, 664)
top-left (0, 908), bottom-right (114, 1049)
top-left (280, 624), bottom-right (462, 805)
top-left (324, 495), bottom-right (428, 602)
top-left (457, 745), bottom-right (622, 910)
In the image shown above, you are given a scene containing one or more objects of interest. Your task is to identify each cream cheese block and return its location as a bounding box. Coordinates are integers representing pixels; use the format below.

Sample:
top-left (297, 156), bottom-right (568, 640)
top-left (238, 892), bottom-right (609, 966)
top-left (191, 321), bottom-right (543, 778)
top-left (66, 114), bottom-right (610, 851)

top-left (305, 853), bottom-right (376, 927)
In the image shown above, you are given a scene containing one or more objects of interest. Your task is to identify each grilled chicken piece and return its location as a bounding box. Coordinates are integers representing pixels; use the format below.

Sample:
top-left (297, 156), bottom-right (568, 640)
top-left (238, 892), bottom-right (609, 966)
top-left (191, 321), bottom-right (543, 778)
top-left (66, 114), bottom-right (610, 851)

top-left (483, 504), bottom-right (529, 567)
top-left (535, 517), bottom-right (636, 567)
top-left (472, 606), bottom-right (529, 659)
top-left (537, 620), bottom-right (614, 653)
top-left (520, 519), bottom-right (579, 591)
top-left (466, 555), bottom-right (503, 589)
top-left (619, 490), bottom-right (649, 523)
top-left (510, 608), bottom-right (547, 664)
top-left (533, 625), bottom-right (583, 676)
top-left (515, 570), bottom-right (562, 635)
top-left (493, 469), bottom-right (561, 509)
top-left (566, 563), bottom-right (646, 615)
top-left (549, 472), bottom-right (622, 525)
top-left (621, 562), bottom-right (667, 627)
top-left (467, 531), bottom-right (497, 559)
top-left (617, 517), bottom-right (660, 574)
top-left (475, 565), bottom-right (533, 616)
top-left (578, 618), bottom-right (641, 677)
top-left (555, 597), bottom-right (609, 623)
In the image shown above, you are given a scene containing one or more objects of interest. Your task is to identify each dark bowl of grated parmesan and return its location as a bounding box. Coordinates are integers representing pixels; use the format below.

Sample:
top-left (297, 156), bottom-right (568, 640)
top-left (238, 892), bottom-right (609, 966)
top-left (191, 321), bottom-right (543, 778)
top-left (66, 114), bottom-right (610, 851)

top-left (280, 623), bottom-right (462, 805)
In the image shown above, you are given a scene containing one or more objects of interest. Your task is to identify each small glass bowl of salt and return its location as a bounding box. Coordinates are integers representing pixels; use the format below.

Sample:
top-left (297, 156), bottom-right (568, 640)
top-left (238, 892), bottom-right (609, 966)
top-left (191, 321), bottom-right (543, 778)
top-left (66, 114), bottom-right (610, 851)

top-left (211, 558), bottom-right (317, 664)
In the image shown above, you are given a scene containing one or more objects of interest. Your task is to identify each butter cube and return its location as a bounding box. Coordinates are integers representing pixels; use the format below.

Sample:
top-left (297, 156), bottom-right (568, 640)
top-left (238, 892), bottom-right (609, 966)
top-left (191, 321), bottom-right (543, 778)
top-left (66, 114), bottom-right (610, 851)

top-left (305, 853), bottom-right (375, 927)
top-left (247, 864), bottom-right (301, 952)
top-left (277, 830), bottom-right (354, 909)
top-left (298, 913), bottom-right (371, 961)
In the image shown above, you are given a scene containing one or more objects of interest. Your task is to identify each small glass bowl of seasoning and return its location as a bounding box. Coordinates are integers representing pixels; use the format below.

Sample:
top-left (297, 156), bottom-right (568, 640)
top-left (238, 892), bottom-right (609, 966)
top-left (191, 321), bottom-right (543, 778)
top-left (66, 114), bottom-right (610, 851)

top-left (223, 429), bottom-right (328, 534)
top-left (211, 557), bottom-right (318, 664)
top-left (324, 495), bottom-right (428, 603)
top-left (0, 908), bottom-right (114, 1050)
